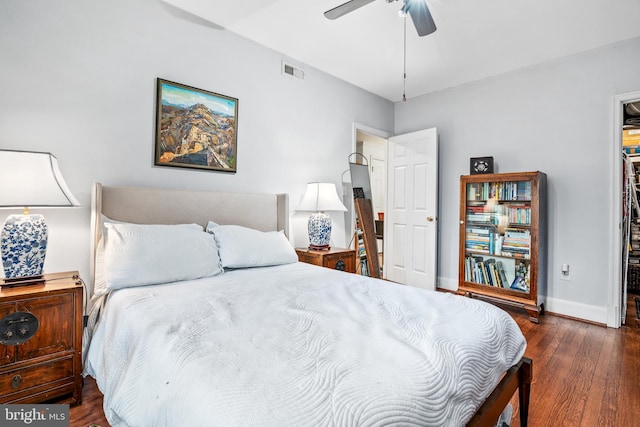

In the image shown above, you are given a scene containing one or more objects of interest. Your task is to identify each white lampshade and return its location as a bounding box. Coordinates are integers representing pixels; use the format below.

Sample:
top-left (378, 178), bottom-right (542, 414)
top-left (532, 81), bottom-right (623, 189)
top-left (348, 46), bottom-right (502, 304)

top-left (296, 182), bottom-right (347, 213)
top-left (0, 149), bottom-right (80, 282)
top-left (0, 150), bottom-right (80, 209)
top-left (296, 182), bottom-right (346, 250)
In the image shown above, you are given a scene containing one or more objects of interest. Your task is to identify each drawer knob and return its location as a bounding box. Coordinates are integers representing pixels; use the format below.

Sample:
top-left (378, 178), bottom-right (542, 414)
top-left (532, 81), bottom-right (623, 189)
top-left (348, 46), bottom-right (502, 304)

top-left (335, 259), bottom-right (346, 271)
top-left (11, 374), bottom-right (21, 389)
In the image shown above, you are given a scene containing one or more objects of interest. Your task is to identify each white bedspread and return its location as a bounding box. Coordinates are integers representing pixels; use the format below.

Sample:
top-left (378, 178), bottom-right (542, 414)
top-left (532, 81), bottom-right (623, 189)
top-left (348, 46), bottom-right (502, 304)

top-left (86, 262), bottom-right (526, 427)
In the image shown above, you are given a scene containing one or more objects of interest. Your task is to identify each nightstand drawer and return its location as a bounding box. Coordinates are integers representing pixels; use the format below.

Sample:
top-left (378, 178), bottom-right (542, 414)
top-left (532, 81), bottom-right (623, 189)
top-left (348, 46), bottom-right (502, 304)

top-left (0, 357), bottom-right (73, 397)
top-left (321, 252), bottom-right (355, 272)
top-left (296, 248), bottom-right (356, 273)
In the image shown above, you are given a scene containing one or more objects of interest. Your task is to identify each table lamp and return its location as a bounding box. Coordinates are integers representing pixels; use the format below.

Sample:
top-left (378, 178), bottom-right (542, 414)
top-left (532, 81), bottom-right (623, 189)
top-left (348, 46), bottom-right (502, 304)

top-left (296, 182), bottom-right (347, 250)
top-left (0, 149), bottom-right (80, 284)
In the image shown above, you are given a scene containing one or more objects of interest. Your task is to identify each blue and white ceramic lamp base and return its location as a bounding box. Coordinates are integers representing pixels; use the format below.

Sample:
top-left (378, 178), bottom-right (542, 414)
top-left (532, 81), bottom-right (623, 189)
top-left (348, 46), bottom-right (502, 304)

top-left (1, 214), bottom-right (48, 279)
top-left (308, 212), bottom-right (332, 250)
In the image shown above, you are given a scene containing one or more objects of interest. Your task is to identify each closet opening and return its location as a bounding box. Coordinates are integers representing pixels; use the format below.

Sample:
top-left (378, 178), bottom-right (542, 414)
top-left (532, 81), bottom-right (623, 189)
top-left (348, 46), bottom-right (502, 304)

top-left (621, 100), bottom-right (640, 325)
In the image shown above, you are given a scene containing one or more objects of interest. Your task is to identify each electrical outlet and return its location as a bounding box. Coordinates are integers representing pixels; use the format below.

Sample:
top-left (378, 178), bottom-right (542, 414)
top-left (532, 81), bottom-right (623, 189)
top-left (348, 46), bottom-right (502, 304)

top-left (560, 263), bottom-right (571, 281)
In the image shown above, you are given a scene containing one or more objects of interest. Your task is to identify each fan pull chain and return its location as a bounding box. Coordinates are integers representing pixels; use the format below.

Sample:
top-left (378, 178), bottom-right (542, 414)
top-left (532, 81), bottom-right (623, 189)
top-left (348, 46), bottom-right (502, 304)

top-left (402, 12), bottom-right (407, 102)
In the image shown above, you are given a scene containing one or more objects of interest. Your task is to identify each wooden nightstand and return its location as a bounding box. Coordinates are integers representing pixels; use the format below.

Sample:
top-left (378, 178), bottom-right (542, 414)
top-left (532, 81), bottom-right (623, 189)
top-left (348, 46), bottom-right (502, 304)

top-left (296, 248), bottom-right (357, 273)
top-left (0, 271), bottom-right (84, 405)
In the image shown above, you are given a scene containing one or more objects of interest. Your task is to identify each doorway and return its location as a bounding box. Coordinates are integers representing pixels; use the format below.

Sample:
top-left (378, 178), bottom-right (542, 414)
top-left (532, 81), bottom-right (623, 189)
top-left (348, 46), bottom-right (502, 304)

top-left (356, 129), bottom-right (387, 253)
top-left (349, 125), bottom-right (389, 277)
top-left (350, 124), bottom-right (439, 290)
top-left (612, 91), bottom-right (640, 328)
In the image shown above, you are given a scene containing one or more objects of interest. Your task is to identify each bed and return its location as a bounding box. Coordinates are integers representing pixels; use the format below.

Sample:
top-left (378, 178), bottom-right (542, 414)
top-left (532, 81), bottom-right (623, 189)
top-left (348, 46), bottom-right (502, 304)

top-left (83, 182), bottom-right (532, 427)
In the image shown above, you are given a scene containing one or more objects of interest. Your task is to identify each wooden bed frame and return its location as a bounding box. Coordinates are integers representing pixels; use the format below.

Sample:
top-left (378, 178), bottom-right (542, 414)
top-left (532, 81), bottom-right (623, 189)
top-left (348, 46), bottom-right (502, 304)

top-left (89, 182), bottom-right (531, 427)
top-left (469, 357), bottom-right (532, 427)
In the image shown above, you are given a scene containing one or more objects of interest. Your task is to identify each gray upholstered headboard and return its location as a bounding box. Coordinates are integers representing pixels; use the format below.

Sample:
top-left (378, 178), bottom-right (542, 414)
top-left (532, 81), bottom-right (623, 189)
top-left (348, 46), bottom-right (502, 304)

top-left (89, 182), bottom-right (289, 296)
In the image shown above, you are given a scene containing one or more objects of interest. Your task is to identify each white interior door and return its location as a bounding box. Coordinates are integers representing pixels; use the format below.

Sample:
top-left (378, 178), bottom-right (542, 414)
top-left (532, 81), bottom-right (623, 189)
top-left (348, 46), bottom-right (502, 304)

top-left (385, 128), bottom-right (438, 290)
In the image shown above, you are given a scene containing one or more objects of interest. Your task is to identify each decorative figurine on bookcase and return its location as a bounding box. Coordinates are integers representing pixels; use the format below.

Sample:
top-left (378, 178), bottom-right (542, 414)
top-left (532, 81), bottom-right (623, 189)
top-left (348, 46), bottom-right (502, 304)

top-left (470, 157), bottom-right (494, 175)
top-left (510, 261), bottom-right (529, 292)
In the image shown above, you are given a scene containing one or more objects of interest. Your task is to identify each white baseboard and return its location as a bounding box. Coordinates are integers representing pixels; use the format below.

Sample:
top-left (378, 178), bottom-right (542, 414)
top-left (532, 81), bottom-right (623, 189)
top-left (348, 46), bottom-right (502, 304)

top-left (544, 297), bottom-right (607, 325)
top-left (606, 305), bottom-right (621, 328)
top-left (437, 276), bottom-right (458, 292)
top-left (437, 276), bottom-right (608, 325)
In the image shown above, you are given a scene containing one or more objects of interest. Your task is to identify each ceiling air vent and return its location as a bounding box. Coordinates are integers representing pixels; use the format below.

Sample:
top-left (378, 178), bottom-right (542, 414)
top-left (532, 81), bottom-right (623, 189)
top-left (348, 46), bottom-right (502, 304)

top-left (282, 61), bottom-right (304, 80)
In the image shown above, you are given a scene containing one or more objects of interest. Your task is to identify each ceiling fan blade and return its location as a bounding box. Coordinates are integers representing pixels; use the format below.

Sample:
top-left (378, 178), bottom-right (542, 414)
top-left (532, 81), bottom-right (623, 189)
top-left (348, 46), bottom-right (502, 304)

top-left (403, 0), bottom-right (437, 36)
top-left (324, 0), bottom-right (376, 20)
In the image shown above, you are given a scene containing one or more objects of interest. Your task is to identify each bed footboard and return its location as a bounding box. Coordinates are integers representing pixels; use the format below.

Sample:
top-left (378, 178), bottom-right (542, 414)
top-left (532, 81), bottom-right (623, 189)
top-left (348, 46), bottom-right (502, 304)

top-left (467, 357), bottom-right (532, 427)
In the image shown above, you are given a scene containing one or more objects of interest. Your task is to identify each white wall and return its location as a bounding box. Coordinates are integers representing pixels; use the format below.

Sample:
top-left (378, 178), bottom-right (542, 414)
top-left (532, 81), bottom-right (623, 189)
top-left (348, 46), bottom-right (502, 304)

top-left (395, 36), bottom-right (640, 323)
top-left (0, 0), bottom-right (394, 284)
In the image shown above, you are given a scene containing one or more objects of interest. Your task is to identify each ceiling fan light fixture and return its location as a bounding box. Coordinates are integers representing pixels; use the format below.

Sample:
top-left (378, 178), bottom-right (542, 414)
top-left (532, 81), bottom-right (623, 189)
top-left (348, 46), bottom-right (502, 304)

top-left (324, 0), bottom-right (435, 36)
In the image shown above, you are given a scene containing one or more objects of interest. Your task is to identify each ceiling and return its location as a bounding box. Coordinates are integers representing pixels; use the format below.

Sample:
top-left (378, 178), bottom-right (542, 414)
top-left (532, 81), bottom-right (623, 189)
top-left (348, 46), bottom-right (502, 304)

top-left (164, 0), bottom-right (640, 102)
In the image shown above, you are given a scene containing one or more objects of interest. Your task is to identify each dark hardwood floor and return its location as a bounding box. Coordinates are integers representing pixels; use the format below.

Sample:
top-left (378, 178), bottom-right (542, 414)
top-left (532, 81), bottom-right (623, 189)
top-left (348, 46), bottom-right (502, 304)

top-left (70, 376), bottom-right (109, 427)
top-left (507, 293), bottom-right (640, 427)
top-left (69, 294), bottom-right (640, 427)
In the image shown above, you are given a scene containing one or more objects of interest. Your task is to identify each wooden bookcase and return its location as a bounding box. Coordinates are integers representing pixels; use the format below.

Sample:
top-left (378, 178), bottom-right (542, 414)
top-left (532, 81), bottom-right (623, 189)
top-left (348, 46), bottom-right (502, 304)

top-left (458, 171), bottom-right (547, 323)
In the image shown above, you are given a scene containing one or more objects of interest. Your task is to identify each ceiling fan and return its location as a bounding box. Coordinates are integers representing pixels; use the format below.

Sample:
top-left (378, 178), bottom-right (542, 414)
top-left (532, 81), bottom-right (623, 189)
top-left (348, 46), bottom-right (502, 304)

top-left (324, 0), bottom-right (437, 37)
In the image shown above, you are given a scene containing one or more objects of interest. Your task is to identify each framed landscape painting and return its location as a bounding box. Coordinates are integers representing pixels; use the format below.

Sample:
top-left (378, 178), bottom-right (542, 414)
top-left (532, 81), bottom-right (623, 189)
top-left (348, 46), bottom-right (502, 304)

top-left (155, 78), bottom-right (238, 173)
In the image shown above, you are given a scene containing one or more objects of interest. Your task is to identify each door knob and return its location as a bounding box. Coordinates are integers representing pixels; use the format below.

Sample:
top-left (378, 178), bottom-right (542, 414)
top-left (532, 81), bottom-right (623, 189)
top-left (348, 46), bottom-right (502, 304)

top-left (427, 216), bottom-right (435, 222)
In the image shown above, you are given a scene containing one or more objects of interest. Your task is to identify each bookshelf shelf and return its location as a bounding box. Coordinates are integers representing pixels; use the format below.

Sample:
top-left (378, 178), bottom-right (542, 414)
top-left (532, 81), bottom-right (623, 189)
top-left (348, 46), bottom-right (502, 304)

top-left (458, 171), bottom-right (547, 323)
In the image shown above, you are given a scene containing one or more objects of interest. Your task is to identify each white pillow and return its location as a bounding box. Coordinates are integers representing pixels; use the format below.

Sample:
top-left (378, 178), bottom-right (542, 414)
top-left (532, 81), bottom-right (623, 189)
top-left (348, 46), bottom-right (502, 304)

top-left (93, 215), bottom-right (125, 297)
top-left (206, 221), bottom-right (297, 269)
top-left (104, 222), bottom-right (222, 290)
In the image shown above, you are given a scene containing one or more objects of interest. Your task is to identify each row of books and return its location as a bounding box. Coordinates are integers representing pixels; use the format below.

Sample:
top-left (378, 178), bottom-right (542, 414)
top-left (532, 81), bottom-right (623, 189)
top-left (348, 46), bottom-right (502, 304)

top-left (466, 203), bottom-right (506, 226)
top-left (501, 228), bottom-right (531, 259)
top-left (355, 228), bottom-right (369, 276)
top-left (464, 255), bottom-right (530, 292)
top-left (466, 204), bottom-right (505, 229)
top-left (466, 227), bottom-right (502, 255)
top-left (466, 181), bottom-right (532, 201)
top-left (508, 204), bottom-right (531, 225)
top-left (464, 256), bottom-right (508, 288)
top-left (466, 202), bottom-right (531, 226)
top-left (465, 226), bottom-right (530, 258)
